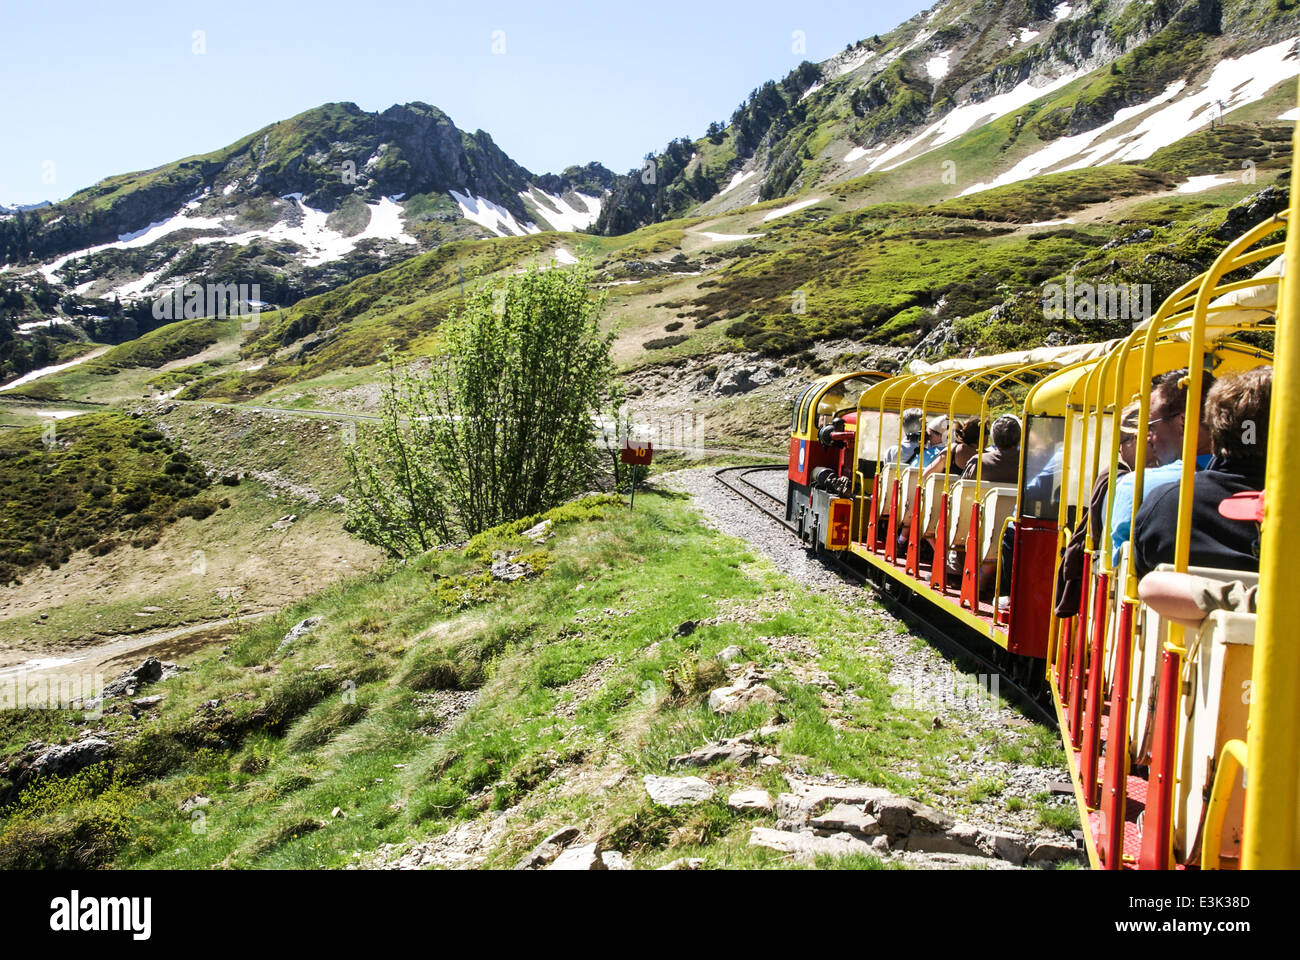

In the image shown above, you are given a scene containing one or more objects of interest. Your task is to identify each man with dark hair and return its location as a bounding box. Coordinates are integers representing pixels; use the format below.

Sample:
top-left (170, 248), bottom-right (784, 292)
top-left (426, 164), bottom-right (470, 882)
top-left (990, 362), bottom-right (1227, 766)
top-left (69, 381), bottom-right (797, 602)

top-left (1109, 368), bottom-right (1216, 562)
top-left (1132, 367), bottom-right (1270, 577)
top-left (961, 414), bottom-right (1021, 484)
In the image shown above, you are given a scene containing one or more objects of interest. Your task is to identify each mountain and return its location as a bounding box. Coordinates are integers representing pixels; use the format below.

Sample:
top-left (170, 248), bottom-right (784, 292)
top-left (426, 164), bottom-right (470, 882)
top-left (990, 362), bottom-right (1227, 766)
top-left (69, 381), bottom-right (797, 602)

top-left (594, 0), bottom-right (1300, 233)
top-left (4, 0), bottom-right (1300, 392)
top-left (0, 201), bottom-right (51, 215)
top-left (0, 102), bottom-right (612, 309)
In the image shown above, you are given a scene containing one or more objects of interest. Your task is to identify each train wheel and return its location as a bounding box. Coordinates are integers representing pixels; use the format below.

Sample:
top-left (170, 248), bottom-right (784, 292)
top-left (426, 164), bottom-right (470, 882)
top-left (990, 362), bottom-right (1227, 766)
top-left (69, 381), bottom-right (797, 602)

top-left (1011, 655), bottom-right (1047, 702)
top-left (882, 575), bottom-right (912, 608)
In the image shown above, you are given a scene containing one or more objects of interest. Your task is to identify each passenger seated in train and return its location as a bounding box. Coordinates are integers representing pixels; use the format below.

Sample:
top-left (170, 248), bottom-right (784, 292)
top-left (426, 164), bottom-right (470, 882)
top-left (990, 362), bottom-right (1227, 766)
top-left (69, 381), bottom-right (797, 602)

top-left (1053, 403), bottom-right (1145, 618)
top-left (921, 418), bottom-right (948, 469)
top-left (883, 408), bottom-right (926, 466)
top-left (1137, 490), bottom-right (1263, 627)
top-left (960, 414), bottom-right (1021, 483)
top-left (1132, 366), bottom-right (1271, 578)
top-left (997, 424), bottom-right (1068, 607)
top-left (941, 415), bottom-right (1020, 595)
top-left (1110, 369), bottom-right (1216, 563)
top-left (922, 416), bottom-right (982, 479)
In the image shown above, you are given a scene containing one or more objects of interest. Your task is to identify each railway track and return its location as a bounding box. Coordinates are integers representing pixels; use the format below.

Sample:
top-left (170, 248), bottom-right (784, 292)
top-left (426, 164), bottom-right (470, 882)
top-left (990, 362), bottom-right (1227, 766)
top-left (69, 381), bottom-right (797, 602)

top-left (712, 464), bottom-right (1057, 726)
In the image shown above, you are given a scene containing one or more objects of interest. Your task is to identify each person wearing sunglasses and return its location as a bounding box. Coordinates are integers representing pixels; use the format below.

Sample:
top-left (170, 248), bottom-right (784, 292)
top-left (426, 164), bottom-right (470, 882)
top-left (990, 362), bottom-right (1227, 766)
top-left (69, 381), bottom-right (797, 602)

top-left (1132, 367), bottom-right (1271, 578)
top-left (1109, 369), bottom-right (1216, 564)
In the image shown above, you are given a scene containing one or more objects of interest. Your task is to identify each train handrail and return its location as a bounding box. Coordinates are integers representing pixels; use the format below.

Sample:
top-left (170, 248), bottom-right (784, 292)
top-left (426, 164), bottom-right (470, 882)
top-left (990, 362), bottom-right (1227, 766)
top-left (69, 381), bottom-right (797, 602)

top-left (993, 513), bottom-right (1018, 620)
top-left (1201, 738), bottom-right (1248, 870)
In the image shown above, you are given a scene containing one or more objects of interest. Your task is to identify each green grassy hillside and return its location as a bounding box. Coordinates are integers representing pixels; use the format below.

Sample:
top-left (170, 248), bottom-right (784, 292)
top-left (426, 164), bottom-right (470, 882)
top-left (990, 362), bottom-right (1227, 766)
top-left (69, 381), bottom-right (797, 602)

top-left (0, 492), bottom-right (1067, 869)
top-left (0, 411), bottom-right (223, 585)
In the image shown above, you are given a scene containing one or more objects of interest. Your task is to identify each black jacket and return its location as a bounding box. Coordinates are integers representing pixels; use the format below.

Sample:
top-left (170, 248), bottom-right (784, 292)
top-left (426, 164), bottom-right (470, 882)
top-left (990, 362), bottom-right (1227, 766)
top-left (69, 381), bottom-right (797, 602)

top-left (1054, 462), bottom-right (1130, 618)
top-left (1132, 458), bottom-right (1264, 578)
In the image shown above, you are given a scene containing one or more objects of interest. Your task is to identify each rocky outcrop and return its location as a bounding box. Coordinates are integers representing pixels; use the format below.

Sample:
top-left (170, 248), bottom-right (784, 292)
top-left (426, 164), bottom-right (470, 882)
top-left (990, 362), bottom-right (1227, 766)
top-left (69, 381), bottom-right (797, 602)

top-left (764, 773), bottom-right (1083, 868)
top-left (707, 666), bottom-right (783, 715)
top-left (0, 736), bottom-right (112, 804)
top-left (276, 618), bottom-right (321, 654)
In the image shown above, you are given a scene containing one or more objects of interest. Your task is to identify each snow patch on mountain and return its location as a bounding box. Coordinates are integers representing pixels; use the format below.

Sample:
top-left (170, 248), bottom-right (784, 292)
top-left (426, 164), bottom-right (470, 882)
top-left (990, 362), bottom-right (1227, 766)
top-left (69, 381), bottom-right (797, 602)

top-left (869, 68), bottom-right (1088, 173)
top-left (523, 190), bottom-right (603, 232)
top-left (762, 198), bottom-right (821, 221)
top-left (698, 231), bottom-right (765, 242)
top-left (925, 50), bottom-right (953, 81)
top-left (720, 170), bottom-right (757, 195)
top-left (960, 38), bottom-right (1300, 195)
top-left (1, 350), bottom-right (102, 391)
top-left (111, 268), bottom-right (167, 300)
top-left (193, 194), bottom-right (416, 267)
top-left (35, 207), bottom-right (228, 282)
top-left (1175, 175), bottom-right (1239, 194)
top-left (16, 318), bottom-right (73, 333)
top-left (451, 190), bottom-right (540, 238)
top-left (356, 197), bottom-right (418, 247)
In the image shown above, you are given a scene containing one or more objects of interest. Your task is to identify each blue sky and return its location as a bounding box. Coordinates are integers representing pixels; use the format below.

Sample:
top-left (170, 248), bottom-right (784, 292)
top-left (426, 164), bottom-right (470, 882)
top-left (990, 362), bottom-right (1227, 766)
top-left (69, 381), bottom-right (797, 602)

top-left (0, 0), bottom-right (933, 205)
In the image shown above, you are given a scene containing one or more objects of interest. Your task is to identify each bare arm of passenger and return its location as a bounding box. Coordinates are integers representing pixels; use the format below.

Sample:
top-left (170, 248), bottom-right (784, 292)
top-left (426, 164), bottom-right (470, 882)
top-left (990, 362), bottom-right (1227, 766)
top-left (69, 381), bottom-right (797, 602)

top-left (1138, 571), bottom-right (1208, 629)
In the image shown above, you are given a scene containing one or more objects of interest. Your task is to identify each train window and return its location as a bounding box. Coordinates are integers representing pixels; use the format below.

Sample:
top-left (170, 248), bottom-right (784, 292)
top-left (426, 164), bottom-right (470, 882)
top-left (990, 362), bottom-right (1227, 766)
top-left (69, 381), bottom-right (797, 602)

top-left (815, 376), bottom-right (874, 428)
top-left (861, 411), bottom-right (903, 467)
top-left (792, 382), bottom-right (819, 434)
top-left (1021, 416), bottom-right (1065, 519)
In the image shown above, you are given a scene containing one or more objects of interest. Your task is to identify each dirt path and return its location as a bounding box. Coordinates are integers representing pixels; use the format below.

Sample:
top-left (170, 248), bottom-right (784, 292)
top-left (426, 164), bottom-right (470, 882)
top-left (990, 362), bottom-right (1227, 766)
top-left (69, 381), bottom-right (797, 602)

top-left (0, 612), bottom-right (273, 691)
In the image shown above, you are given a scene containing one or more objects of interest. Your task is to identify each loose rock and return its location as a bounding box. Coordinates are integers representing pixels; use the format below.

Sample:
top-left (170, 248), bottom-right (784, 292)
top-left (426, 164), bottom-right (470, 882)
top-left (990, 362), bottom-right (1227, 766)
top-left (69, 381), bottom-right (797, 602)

top-left (748, 827), bottom-right (872, 862)
top-left (728, 788), bottom-right (774, 811)
top-left (644, 774), bottom-right (715, 807)
top-left (515, 825), bottom-right (582, 870)
top-left (547, 843), bottom-right (607, 870)
top-left (521, 519), bottom-right (553, 542)
top-left (668, 737), bottom-right (759, 768)
top-left (277, 617), bottom-right (321, 653)
top-left (490, 558), bottom-right (533, 582)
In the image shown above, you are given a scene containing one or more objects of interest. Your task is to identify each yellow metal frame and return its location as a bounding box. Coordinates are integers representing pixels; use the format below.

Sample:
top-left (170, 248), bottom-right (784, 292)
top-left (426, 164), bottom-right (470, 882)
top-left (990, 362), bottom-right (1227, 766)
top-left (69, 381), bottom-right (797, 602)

top-left (1202, 739), bottom-right (1248, 870)
top-left (790, 371), bottom-right (887, 441)
top-left (1244, 88), bottom-right (1300, 868)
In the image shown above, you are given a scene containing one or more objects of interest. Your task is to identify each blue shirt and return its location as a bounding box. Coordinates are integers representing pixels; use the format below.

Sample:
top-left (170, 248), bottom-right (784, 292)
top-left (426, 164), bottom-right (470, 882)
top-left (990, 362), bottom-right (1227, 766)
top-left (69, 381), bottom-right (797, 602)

top-left (1110, 455), bottom-right (1214, 563)
top-left (1024, 446), bottom-right (1063, 505)
top-left (921, 444), bottom-right (944, 468)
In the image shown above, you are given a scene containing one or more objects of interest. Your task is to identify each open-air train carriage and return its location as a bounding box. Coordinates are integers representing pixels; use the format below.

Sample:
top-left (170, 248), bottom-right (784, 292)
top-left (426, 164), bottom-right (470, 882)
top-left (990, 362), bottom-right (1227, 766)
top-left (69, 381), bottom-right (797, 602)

top-left (783, 125), bottom-right (1300, 868)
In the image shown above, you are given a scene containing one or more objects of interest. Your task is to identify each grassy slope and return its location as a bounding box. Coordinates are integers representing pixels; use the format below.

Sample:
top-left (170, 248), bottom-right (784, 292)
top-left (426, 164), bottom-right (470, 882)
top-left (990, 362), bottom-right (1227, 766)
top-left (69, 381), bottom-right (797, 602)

top-left (0, 412), bottom-right (222, 585)
top-left (0, 400), bottom-right (381, 644)
top-left (0, 492), bottom-right (1069, 869)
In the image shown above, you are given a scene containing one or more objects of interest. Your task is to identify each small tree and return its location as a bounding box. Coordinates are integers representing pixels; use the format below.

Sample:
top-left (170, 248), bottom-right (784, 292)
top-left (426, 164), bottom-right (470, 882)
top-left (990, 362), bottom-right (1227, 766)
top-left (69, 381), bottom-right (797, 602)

top-left (344, 262), bottom-right (614, 555)
top-left (342, 359), bottom-right (455, 556)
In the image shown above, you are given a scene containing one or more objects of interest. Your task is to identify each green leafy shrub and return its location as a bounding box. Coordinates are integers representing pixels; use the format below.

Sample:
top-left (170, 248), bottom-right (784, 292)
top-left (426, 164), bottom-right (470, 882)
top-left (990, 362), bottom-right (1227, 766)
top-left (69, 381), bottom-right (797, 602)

top-left (344, 263), bottom-right (614, 555)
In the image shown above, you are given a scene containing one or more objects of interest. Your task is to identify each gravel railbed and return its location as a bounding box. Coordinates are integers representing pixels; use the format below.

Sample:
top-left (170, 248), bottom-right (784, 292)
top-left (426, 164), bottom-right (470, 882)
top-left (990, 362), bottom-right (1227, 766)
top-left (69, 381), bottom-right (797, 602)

top-left (658, 467), bottom-right (1075, 840)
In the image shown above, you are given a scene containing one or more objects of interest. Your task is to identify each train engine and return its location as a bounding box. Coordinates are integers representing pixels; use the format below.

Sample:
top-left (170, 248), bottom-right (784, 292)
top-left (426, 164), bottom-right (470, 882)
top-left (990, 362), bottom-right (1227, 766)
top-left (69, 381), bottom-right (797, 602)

top-left (786, 372), bottom-right (885, 552)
